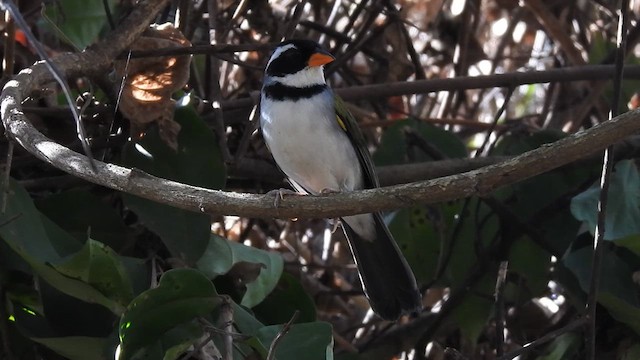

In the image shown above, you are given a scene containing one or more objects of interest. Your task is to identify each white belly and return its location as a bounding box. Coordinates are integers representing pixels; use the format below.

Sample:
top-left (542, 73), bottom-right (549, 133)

top-left (261, 93), bottom-right (363, 194)
top-left (260, 92), bottom-right (376, 241)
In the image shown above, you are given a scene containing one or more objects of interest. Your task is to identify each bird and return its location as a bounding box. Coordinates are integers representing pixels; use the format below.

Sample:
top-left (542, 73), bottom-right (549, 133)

top-left (259, 39), bottom-right (422, 320)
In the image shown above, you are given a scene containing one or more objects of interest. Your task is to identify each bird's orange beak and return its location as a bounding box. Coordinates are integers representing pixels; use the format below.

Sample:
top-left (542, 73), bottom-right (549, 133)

top-left (308, 52), bottom-right (335, 67)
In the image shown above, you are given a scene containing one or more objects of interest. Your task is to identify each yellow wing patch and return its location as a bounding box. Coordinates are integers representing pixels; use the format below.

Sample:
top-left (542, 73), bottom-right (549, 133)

top-left (336, 114), bottom-right (347, 131)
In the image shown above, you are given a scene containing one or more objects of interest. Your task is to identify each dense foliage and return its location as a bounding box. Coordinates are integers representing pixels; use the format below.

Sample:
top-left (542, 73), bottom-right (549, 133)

top-left (2, 0), bottom-right (640, 359)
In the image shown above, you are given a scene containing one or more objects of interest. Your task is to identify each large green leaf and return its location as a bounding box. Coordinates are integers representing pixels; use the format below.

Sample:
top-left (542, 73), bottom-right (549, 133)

top-left (492, 130), bottom-right (596, 221)
top-left (388, 206), bottom-right (443, 285)
top-left (447, 198), bottom-right (500, 285)
top-left (11, 297), bottom-right (112, 358)
top-left (118, 269), bottom-right (220, 360)
top-left (0, 180), bottom-right (123, 314)
top-left (230, 241), bottom-right (284, 308)
top-left (255, 322), bottom-right (333, 360)
top-left (32, 336), bottom-right (109, 360)
top-left (124, 321), bottom-right (204, 360)
top-left (53, 239), bottom-right (134, 307)
top-left (195, 234), bottom-right (234, 278)
top-left (571, 160), bottom-right (640, 241)
top-left (562, 244), bottom-right (640, 335)
top-left (451, 281), bottom-right (494, 343)
top-left (37, 190), bottom-right (131, 251)
top-left (42, 0), bottom-right (117, 49)
top-left (0, 179), bottom-right (64, 264)
top-left (508, 236), bottom-right (551, 298)
top-left (233, 301), bottom-right (266, 336)
top-left (373, 118), bottom-right (467, 166)
top-left (121, 105), bottom-right (226, 264)
top-left (536, 333), bottom-right (580, 360)
top-left (253, 272), bottom-right (316, 324)
top-left (196, 234), bottom-right (283, 308)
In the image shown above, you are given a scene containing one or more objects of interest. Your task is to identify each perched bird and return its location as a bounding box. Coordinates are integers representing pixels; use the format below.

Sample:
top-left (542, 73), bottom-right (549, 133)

top-left (260, 39), bottom-right (422, 320)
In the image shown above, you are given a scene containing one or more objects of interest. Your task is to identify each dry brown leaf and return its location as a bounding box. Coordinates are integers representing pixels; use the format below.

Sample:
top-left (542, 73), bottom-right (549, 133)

top-left (115, 22), bottom-right (191, 150)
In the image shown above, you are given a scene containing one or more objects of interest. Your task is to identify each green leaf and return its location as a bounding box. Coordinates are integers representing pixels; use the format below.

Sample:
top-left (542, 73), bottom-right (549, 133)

top-left (228, 241), bottom-right (284, 308)
top-left (387, 206), bottom-right (443, 285)
top-left (10, 298), bottom-right (113, 358)
top-left (491, 130), bottom-right (566, 157)
top-left (160, 321), bottom-right (204, 360)
top-left (53, 239), bottom-right (134, 306)
top-left (0, 179), bottom-right (63, 263)
top-left (562, 244), bottom-right (640, 335)
top-left (255, 322), bottom-right (333, 360)
top-left (508, 236), bottom-right (551, 297)
top-left (614, 234), bottom-right (640, 256)
top-left (118, 269), bottom-right (220, 360)
top-left (42, 0), bottom-right (117, 49)
top-left (121, 105), bottom-right (226, 264)
top-left (452, 291), bottom-right (493, 343)
top-left (373, 118), bottom-right (467, 166)
top-left (536, 333), bottom-right (580, 360)
top-left (31, 336), bottom-right (110, 360)
top-left (0, 180), bottom-right (123, 314)
top-left (571, 160), bottom-right (640, 240)
top-left (253, 272), bottom-right (316, 324)
top-left (195, 234), bottom-right (234, 278)
top-left (39, 214), bottom-right (83, 257)
top-left (447, 198), bottom-right (499, 285)
top-left (196, 235), bottom-right (284, 308)
top-left (37, 190), bottom-right (131, 251)
top-left (233, 301), bottom-right (266, 336)
top-left (127, 321), bottom-right (203, 360)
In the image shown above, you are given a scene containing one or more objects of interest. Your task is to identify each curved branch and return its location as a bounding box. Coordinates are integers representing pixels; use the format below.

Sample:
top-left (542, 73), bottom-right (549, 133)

top-left (2, 0), bottom-right (640, 219)
top-left (4, 64), bottom-right (640, 219)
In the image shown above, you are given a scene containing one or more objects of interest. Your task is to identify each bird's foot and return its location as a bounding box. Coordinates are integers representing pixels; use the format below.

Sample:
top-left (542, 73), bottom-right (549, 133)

top-left (266, 188), bottom-right (301, 208)
top-left (319, 188), bottom-right (341, 195)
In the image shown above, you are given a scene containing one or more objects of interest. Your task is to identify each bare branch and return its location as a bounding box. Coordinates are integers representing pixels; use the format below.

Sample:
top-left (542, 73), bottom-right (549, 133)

top-left (3, 0), bottom-right (640, 221)
top-left (220, 64), bottom-right (640, 110)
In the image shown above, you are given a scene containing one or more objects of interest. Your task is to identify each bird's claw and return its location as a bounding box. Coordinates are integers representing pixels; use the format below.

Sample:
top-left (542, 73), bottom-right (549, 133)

top-left (266, 188), bottom-right (300, 208)
top-left (319, 188), bottom-right (341, 195)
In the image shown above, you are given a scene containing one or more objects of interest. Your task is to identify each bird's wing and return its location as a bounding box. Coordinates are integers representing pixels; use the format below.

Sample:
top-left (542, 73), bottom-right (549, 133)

top-left (334, 95), bottom-right (380, 189)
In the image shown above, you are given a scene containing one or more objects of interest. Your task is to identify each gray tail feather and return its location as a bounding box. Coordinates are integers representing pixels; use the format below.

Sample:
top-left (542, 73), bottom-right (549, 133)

top-left (342, 213), bottom-right (422, 320)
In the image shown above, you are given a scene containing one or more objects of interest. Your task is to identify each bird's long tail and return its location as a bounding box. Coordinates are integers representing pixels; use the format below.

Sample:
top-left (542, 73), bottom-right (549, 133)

top-left (342, 213), bottom-right (422, 320)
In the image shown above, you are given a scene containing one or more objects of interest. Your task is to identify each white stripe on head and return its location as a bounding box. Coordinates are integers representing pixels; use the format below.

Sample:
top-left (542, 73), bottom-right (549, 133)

top-left (266, 43), bottom-right (297, 69)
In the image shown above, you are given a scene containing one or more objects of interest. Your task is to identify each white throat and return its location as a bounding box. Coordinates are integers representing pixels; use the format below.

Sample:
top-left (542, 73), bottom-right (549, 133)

top-left (266, 66), bottom-right (327, 88)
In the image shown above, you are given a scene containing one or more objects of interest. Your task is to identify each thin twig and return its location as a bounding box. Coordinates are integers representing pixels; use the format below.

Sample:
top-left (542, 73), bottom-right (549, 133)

top-left (121, 42), bottom-right (277, 59)
top-left (586, 2), bottom-right (629, 359)
top-left (219, 296), bottom-right (234, 360)
top-left (476, 87), bottom-right (514, 157)
top-left (494, 261), bottom-right (509, 357)
top-left (496, 317), bottom-right (588, 360)
top-left (266, 310), bottom-right (299, 360)
top-left (206, 0), bottom-right (233, 163)
top-left (282, 0), bottom-right (307, 40)
top-left (221, 64), bottom-right (640, 110)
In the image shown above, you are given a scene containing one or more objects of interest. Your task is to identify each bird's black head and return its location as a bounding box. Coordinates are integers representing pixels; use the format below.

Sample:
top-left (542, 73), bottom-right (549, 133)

top-left (265, 39), bottom-right (335, 77)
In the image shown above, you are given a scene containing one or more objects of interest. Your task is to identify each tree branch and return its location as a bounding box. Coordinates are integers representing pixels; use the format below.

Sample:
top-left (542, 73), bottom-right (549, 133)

top-left (3, 1), bottom-right (640, 220)
top-left (3, 73), bottom-right (640, 219)
top-left (220, 64), bottom-right (640, 110)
